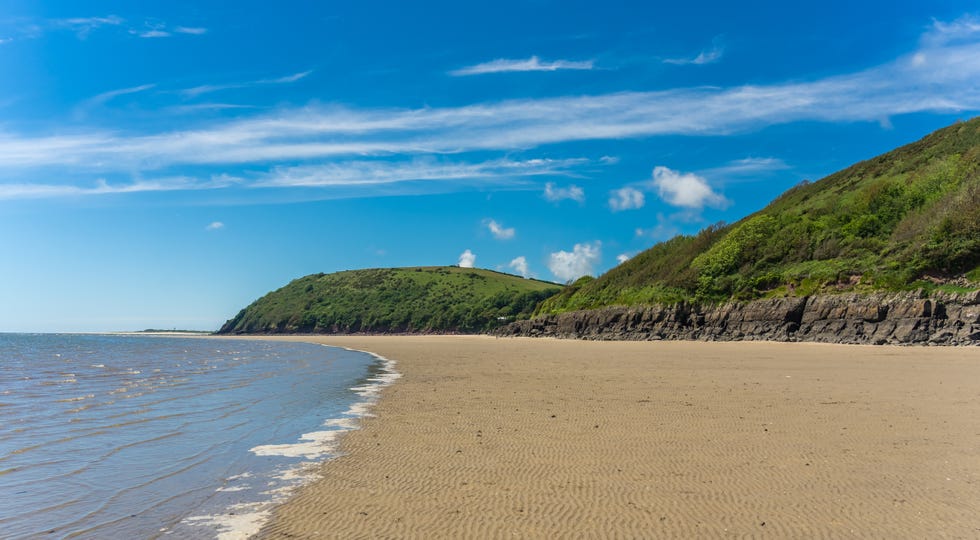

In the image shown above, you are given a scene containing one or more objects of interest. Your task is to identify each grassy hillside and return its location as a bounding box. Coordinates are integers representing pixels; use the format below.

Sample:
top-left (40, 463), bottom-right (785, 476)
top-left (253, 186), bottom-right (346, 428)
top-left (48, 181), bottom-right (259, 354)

top-left (219, 266), bottom-right (561, 334)
top-left (541, 117), bottom-right (980, 314)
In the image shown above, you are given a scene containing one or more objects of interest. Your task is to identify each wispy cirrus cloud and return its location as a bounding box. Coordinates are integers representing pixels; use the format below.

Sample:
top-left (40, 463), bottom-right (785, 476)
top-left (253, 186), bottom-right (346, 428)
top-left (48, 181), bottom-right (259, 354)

top-left (6, 15), bottom-right (206, 40)
top-left (255, 157), bottom-right (583, 188)
top-left (174, 26), bottom-right (207, 36)
top-left (697, 157), bottom-right (790, 182)
top-left (923, 14), bottom-right (980, 46)
top-left (54, 15), bottom-right (125, 38)
top-left (451, 56), bottom-right (594, 76)
top-left (4, 23), bottom-right (977, 172)
top-left (664, 36), bottom-right (724, 65)
top-left (0, 17), bottom-right (978, 202)
top-left (0, 176), bottom-right (236, 200)
top-left (0, 156), bottom-right (584, 201)
top-left (81, 84), bottom-right (157, 108)
top-left (179, 70), bottom-right (312, 98)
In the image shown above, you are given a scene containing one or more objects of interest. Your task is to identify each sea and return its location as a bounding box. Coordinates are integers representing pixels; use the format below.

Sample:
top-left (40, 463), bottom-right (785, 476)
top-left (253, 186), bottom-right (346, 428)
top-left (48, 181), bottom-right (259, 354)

top-left (0, 333), bottom-right (398, 539)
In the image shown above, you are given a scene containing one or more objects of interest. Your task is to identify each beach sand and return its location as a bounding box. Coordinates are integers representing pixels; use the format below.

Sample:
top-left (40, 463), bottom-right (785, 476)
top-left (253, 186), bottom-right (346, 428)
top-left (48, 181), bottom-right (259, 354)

top-left (250, 336), bottom-right (980, 538)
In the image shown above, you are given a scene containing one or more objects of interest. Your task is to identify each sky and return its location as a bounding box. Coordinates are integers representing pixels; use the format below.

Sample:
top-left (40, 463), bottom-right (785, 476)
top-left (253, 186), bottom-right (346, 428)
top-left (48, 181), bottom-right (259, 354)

top-left (1, 1), bottom-right (979, 332)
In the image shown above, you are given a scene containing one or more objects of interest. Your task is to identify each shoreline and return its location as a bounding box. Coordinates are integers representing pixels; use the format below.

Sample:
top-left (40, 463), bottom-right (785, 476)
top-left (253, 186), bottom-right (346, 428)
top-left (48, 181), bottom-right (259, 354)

top-left (242, 335), bottom-right (979, 538)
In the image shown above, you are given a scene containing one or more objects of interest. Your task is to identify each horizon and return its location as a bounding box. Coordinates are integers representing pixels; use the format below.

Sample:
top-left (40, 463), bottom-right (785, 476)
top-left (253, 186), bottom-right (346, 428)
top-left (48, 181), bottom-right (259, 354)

top-left (2, 1), bottom-right (979, 332)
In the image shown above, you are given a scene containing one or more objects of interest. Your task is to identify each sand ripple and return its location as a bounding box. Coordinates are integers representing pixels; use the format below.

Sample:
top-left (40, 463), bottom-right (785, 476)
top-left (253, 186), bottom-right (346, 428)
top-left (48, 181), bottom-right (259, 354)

top-left (257, 337), bottom-right (980, 539)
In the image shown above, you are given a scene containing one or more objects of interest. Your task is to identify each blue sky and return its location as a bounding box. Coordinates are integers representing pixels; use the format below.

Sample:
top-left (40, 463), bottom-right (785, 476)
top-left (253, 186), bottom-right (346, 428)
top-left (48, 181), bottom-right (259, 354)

top-left (1, 1), bottom-right (979, 332)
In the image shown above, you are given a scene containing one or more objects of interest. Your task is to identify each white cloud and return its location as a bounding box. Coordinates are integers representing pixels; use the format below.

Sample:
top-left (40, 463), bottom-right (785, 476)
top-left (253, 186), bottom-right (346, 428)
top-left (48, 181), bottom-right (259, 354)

top-left (458, 249), bottom-right (476, 268)
top-left (55, 16), bottom-right (125, 37)
top-left (608, 186), bottom-right (645, 211)
top-left (82, 84), bottom-right (156, 108)
top-left (175, 26), bottom-right (207, 35)
top-left (451, 56), bottom-right (594, 76)
top-left (136, 29), bottom-right (170, 38)
top-left (484, 218), bottom-right (515, 240)
top-left (21, 15), bottom-right (205, 41)
top-left (924, 14), bottom-right (980, 47)
top-left (664, 37), bottom-right (724, 65)
top-left (0, 157), bottom-right (579, 201)
top-left (544, 182), bottom-right (585, 203)
top-left (616, 253), bottom-right (632, 264)
top-left (263, 70), bottom-right (312, 84)
top-left (6, 25), bottom-right (977, 172)
top-left (650, 166), bottom-right (729, 209)
top-left (0, 176), bottom-right (233, 200)
top-left (179, 70), bottom-right (314, 98)
top-left (256, 157), bottom-right (583, 188)
top-left (206, 221), bottom-right (224, 230)
top-left (509, 256), bottom-right (530, 278)
top-left (0, 17), bottom-right (979, 195)
top-left (696, 157), bottom-right (791, 183)
top-left (548, 242), bottom-right (601, 283)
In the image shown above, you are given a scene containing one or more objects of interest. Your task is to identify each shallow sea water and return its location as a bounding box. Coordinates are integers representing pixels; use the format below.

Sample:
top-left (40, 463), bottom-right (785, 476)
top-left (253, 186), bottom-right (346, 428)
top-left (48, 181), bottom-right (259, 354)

top-left (0, 334), bottom-right (397, 539)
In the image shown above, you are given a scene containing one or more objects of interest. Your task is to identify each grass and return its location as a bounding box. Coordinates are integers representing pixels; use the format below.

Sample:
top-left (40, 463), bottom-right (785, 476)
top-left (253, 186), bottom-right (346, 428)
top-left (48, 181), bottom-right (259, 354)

top-left (539, 117), bottom-right (980, 315)
top-left (219, 266), bottom-right (562, 334)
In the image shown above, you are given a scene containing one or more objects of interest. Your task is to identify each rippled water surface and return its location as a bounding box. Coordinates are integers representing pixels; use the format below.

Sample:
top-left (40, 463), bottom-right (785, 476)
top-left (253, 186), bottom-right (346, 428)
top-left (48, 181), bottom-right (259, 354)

top-left (0, 334), bottom-right (394, 539)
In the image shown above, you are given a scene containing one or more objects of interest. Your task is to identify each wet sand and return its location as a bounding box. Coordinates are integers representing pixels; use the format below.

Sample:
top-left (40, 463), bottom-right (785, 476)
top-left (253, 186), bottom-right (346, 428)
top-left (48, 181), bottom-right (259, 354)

top-left (252, 336), bottom-right (980, 538)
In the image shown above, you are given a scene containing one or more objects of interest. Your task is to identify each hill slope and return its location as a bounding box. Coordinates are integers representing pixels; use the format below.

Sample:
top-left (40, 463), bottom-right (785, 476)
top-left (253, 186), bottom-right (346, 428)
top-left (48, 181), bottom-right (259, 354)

top-left (218, 267), bottom-right (561, 334)
top-left (541, 117), bottom-right (980, 315)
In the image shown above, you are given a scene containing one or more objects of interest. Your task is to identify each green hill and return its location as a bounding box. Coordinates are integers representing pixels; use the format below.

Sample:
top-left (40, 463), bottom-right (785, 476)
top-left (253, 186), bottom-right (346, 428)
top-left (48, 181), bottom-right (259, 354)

top-left (218, 267), bottom-right (561, 334)
top-left (540, 117), bottom-right (980, 315)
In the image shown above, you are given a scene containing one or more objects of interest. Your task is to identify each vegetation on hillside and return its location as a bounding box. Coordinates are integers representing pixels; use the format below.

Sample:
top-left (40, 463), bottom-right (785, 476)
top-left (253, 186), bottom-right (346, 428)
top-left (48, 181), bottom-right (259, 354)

top-left (218, 267), bottom-right (561, 334)
top-left (540, 117), bottom-right (980, 315)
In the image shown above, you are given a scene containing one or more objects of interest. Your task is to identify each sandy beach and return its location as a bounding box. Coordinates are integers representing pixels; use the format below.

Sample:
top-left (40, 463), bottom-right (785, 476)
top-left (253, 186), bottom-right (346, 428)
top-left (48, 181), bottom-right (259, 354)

top-left (248, 336), bottom-right (980, 538)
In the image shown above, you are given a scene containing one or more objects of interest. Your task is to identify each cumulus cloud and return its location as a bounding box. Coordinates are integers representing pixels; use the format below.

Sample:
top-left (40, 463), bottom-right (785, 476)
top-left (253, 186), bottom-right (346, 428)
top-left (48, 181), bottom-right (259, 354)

top-left (484, 218), bottom-right (515, 240)
top-left (548, 242), bottom-right (601, 283)
top-left (451, 56), bottom-right (594, 76)
top-left (608, 186), bottom-right (645, 211)
top-left (458, 249), bottom-right (476, 268)
top-left (544, 182), bottom-right (585, 203)
top-left (650, 166), bottom-right (729, 209)
top-left (205, 221), bottom-right (224, 230)
top-left (509, 256), bottom-right (531, 278)
top-left (616, 253), bottom-right (632, 264)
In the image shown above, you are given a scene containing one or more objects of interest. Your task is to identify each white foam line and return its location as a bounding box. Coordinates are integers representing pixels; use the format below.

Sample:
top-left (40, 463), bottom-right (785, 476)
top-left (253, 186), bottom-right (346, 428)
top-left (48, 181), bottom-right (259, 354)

top-left (184, 343), bottom-right (400, 540)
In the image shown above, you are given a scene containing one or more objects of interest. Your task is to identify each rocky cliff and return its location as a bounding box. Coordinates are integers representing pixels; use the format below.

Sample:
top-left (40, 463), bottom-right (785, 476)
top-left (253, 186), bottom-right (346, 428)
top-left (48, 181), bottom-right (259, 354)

top-left (495, 291), bottom-right (980, 345)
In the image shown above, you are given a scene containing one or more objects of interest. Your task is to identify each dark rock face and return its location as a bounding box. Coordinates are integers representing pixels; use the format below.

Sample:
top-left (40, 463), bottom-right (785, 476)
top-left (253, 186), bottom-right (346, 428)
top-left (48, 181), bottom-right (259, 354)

top-left (494, 291), bottom-right (980, 345)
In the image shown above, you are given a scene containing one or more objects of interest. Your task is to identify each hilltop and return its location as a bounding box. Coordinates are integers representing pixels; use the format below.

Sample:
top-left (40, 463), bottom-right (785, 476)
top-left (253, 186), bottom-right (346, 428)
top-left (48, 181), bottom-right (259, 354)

top-left (218, 119), bottom-right (980, 344)
top-left (539, 117), bottom-right (980, 316)
top-left (218, 267), bottom-right (561, 335)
